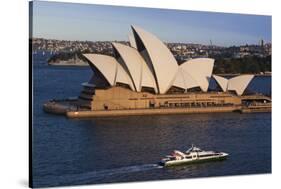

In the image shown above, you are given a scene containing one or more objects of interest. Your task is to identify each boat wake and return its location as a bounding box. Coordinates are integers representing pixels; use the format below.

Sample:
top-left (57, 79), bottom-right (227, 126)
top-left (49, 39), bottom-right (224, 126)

top-left (79, 164), bottom-right (162, 179)
top-left (34, 164), bottom-right (163, 187)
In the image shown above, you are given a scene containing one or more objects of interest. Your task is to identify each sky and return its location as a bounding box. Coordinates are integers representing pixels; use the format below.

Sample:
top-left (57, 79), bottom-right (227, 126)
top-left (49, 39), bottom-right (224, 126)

top-left (32, 1), bottom-right (272, 46)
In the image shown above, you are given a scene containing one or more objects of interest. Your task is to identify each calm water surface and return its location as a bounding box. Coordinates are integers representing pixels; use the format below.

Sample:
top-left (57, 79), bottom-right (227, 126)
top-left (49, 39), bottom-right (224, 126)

top-left (32, 55), bottom-right (271, 187)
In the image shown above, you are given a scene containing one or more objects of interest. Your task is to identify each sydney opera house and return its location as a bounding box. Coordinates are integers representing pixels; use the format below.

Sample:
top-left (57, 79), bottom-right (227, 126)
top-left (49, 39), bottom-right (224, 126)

top-left (44, 26), bottom-right (271, 117)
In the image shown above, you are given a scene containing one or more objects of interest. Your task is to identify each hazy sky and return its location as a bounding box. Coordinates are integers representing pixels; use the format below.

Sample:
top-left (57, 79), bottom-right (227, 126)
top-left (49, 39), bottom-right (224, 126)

top-left (32, 1), bottom-right (272, 46)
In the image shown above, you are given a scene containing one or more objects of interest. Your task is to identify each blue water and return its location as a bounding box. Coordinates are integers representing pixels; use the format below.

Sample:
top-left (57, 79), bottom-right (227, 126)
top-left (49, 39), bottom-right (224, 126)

top-left (32, 57), bottom-right (271, 188)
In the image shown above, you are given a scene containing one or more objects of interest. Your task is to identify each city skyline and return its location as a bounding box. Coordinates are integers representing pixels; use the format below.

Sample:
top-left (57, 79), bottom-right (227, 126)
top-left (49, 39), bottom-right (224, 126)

top-left (32, 1), bottom-right (272, 47)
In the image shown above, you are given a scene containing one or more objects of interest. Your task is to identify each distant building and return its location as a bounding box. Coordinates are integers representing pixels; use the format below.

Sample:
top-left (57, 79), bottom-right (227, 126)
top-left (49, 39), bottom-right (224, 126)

top-left (260, 39), bottom-right (264, 47)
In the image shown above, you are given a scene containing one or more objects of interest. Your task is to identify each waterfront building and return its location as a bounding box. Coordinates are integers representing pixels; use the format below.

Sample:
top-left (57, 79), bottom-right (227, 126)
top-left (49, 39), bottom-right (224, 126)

top-left (72, 26), bottom-right (271, 114)
top-left (43, 26), bottom-right (271, 117)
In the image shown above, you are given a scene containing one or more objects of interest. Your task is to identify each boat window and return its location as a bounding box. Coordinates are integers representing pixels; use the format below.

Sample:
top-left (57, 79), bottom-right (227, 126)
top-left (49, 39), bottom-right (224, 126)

top-left (199, 154), bottom-right (214, 158)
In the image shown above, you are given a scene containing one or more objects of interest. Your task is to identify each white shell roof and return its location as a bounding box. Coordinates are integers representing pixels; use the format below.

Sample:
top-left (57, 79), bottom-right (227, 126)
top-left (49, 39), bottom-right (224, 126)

top-left (132, 25), bottom-right (178, 94)
top-left (83, 54), bottom-right (117, 86)
top-left (83, 54), bottom-right (134, 89)
top-left (213, 75), bottom-right (228, 92)
top-left (141, 62), bottom-right (158, 93)
top-left (112, 42), bottom-right (157, 92)
top-left (227, 75), bottom-right (254, 95)
top-left (84, 27), bottom-right (254, 96)
top-left (115, 64), bottom-right (135, 90)
top-left (112, 42), bottom-right (142, 91)
top-left (180, 58), bottom-right (214, 92)
top-left (128, 34), bottom-right (137, 49)
top-left (172, 67), bottom-right (199, 90)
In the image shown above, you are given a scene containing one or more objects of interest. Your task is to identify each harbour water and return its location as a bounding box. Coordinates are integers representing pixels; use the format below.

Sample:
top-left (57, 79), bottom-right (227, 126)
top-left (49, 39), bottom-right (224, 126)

top-left (32, 54), bottom-right (271, 187)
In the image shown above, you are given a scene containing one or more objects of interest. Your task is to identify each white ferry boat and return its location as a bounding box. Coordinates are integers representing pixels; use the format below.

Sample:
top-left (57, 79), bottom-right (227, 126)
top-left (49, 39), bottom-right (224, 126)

top-left (159, 145), bottom-right (229, 167)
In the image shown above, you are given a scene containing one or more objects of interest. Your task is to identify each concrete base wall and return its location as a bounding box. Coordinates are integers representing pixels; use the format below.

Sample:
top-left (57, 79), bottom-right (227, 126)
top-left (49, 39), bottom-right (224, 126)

top-left (84, 87), bottom-right (242, 111)
top-left (66, 106), bottom-right (240, 118)
top-left (43, 86), bottom-right (271, 118)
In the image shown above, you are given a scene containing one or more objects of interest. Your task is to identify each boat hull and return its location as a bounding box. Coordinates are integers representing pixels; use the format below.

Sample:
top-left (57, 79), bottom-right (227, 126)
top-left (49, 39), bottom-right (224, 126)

top-left (160, 155), bottom-right (228, 167)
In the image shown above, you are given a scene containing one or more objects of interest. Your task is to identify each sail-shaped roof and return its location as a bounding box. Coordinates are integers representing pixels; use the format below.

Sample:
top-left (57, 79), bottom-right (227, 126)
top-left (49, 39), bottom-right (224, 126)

top-left (128, 34), bottom-right (137, 49)
top-left (227, 75), bottom-right (254, 95)
top-left (172, 68), bottom-right (199, 90)
top-left (131, 25), bottom-right (178, 94)
top-left (213, 75), bottom-right (228, 92)
top-left (141, 62), bottom-right (158, 93)
top-left (83, 54), bottom-right (134, 90)
top-left (83, 54), bottom-right (117, 86)
top-left (180, 58), bottom-right (214, 92)
top-left (84, 26), bottom-right (255, 96)
top-left (115, 64), bottom-right (135, 90)
top-left (112, 42), bottom-right (157, 92)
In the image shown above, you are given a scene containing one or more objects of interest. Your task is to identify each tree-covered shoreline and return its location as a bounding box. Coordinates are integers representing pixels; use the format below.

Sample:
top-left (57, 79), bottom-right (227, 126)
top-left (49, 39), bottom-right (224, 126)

top-left (212, 55), bottom-right (271, 74)
top-left (47, 52), bottom-right (271, 74)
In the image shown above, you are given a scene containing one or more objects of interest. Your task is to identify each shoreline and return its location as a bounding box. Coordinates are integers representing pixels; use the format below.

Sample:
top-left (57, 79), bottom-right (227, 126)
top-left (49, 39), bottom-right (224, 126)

top-left (43, 100), bottom-right (271, 118)
top-left (46, 63), bottom-right (271, 76)
top-left (48, 62), bottom-right (88, 66)
top-left (216, 73), bottom-right (271, 77)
